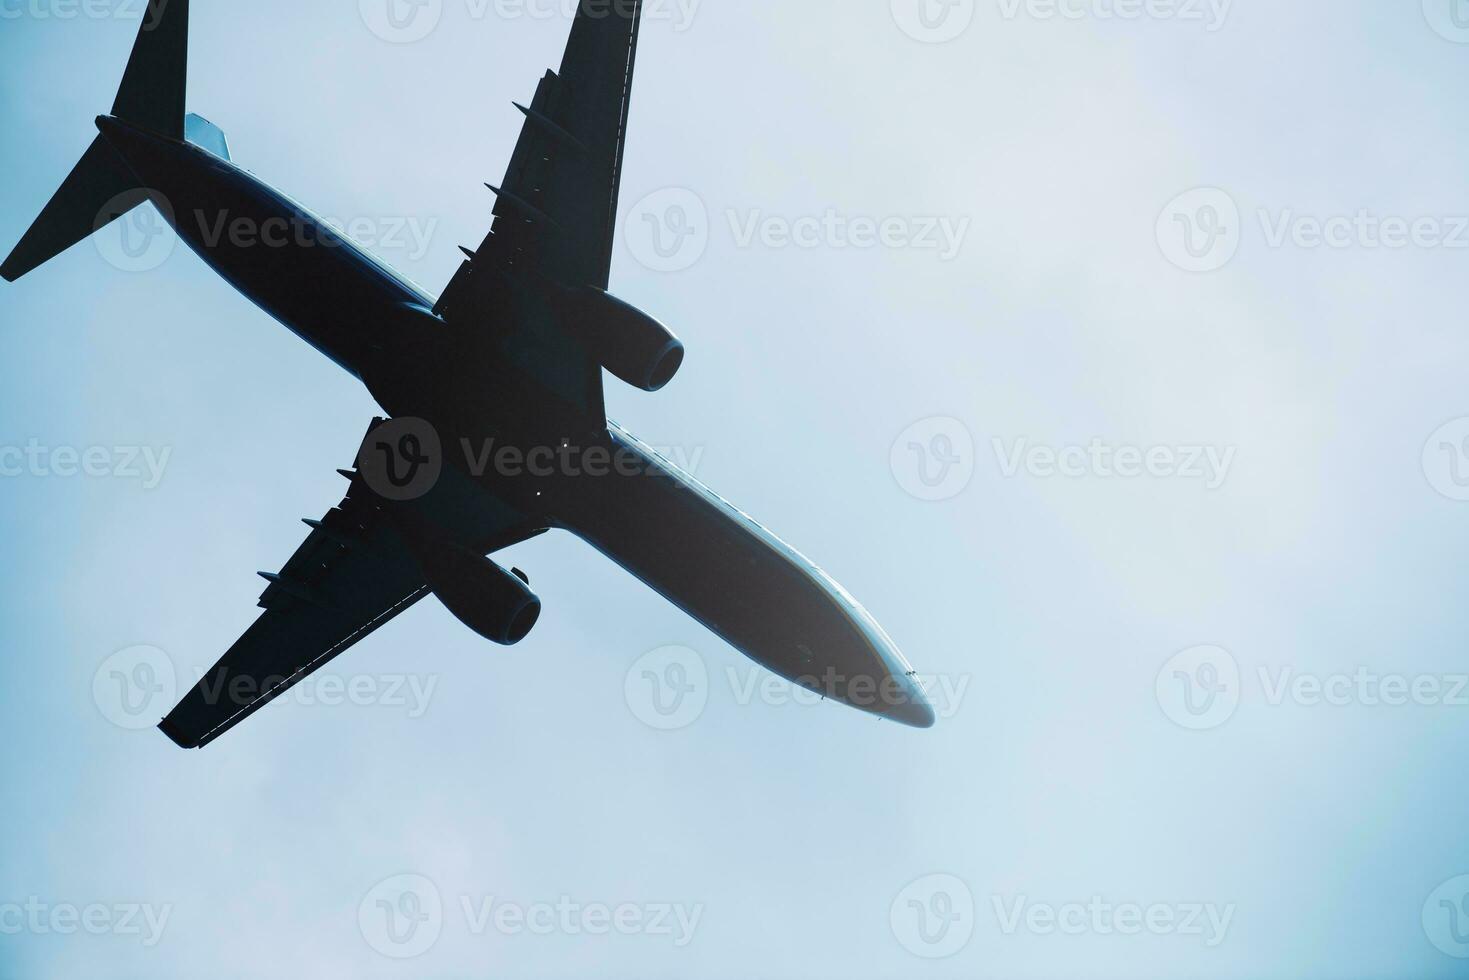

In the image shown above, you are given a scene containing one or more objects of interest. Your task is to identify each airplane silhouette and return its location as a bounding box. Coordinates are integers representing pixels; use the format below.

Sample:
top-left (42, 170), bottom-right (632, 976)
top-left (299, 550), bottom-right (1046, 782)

top-left (2, 0), bottom-right (935, 747)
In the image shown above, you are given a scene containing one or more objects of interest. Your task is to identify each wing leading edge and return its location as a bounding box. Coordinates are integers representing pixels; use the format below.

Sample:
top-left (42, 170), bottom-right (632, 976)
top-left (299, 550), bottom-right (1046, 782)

top-left (160, 425), bottom-right (542, 750)
top-left (433, 0), bottom-right (644, 416)
top-left (159, 478), bottom-right (428, 749)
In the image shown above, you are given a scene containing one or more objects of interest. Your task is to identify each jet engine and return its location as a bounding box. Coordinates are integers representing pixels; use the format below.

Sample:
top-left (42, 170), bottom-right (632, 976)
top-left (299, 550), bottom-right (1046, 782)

top-left (415, 543), bottom-right (541, 646)
top-left (565, 286), bottom-right (685, 392)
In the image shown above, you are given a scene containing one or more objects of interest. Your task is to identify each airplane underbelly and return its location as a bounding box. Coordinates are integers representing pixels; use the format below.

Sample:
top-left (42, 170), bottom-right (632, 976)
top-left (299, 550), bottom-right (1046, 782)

top-left (163, 168), bottom-right (416, 376)
top-left (555, 434), bottom-right (883, 696)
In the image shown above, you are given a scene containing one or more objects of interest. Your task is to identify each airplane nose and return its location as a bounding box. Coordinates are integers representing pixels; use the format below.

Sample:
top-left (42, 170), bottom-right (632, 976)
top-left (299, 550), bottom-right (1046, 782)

top-left (837, 604), bottom-right (937, 728)
top-left (884, 672), bottom-right (937, 729)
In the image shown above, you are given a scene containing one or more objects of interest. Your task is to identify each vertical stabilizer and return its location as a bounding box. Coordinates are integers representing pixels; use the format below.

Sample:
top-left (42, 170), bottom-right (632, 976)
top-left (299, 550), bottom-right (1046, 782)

top-left (112, 0), bottom-right (190, 138)
top-left (1, 0), bottom-right (189, 281)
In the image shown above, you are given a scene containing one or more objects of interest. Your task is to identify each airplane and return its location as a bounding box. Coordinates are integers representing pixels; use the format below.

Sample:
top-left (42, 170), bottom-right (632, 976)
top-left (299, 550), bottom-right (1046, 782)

top-left (1, 0), bottom-right (936, 748)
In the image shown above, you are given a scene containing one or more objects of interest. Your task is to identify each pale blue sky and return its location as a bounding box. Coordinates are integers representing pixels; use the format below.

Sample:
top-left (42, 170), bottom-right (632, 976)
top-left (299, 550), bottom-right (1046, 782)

top-left (4, 1), bottom-right (1469, 977)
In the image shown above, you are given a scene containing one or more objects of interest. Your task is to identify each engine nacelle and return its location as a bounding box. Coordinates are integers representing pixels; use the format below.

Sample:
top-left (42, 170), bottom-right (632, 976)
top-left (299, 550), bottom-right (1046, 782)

top-left (566, 287), bottom-right (685, 392)
top-left (416, 544), bottom-right (541, 646)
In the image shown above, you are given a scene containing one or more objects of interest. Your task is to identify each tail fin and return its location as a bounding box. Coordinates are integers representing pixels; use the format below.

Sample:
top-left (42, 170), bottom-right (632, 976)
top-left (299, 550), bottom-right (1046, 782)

top-left (1, 0), bottom-right (188, 282)
top-left (112, 0), bottom-right (189, 140)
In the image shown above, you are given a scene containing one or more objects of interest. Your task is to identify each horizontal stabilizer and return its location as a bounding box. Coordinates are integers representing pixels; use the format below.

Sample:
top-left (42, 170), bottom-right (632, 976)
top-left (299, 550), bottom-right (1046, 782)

top-left (0, 138), bottom-right (143, 283)
top-left (2, 0), bottom-right (189, 282)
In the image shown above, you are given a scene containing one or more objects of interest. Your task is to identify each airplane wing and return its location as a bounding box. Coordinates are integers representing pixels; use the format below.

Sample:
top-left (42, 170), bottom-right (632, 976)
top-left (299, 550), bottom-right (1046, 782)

top-left (432, 0), bottom-right (644, 415)
top-left (159, 436), bottom-right (542, 750)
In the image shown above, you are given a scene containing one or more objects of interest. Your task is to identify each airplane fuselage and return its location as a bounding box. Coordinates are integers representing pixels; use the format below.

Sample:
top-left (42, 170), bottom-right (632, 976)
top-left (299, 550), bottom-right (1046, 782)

top-left (94, 114), bottom-right (934, 728)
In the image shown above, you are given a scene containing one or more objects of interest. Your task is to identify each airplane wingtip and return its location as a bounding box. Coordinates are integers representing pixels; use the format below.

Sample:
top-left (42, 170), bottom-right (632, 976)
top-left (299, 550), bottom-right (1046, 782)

top-left (157, 716), bottom-right (198, 749)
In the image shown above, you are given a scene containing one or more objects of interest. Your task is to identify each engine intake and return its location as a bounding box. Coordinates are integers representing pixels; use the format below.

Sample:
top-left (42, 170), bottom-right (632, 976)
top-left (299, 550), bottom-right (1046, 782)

top-left (415, 543), bottom-right (540, 646)
top-left (566, 287), bottom-right (685, 392)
